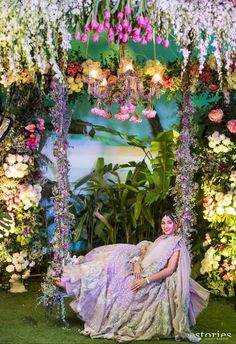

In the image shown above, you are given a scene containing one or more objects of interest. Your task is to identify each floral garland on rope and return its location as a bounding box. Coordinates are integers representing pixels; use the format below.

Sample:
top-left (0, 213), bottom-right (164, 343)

top-left (172, 95), bottom-right (199, 249)
top-left (40, 81), bottom-right (74, 316)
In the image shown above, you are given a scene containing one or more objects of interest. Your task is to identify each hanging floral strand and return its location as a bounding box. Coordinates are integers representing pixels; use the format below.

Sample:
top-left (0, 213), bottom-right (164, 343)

top-left (172, 95), bottom-right (199, 249)
top-left (40, 81), bottom-right (74, 319)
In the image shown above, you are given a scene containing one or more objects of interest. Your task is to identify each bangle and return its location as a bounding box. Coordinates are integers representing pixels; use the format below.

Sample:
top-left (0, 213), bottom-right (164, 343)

top-left (130, 256), bottom-right (141, 263)
top-left (145, 277), bottom-right (150, 284)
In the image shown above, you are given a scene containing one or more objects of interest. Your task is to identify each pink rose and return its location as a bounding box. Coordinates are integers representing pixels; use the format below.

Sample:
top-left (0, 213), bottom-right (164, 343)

top-left (227, 119), bottom-right (236, 133)
top-left (208, 84), bottom-right (218, 91)
top-left (208, 109), bottom-right (224, 123)
top-left (25, 124), bottom-right (36, 132)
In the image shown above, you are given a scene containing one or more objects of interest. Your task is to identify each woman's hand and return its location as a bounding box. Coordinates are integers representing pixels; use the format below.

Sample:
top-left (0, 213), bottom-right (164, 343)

top-left (131, 278), bottom-right (146, 290)
top-left (133, 262), bottom-right (142, 279)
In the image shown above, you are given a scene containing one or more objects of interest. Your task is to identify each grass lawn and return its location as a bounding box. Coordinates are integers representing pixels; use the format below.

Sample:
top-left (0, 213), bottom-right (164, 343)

top-left (0, 280), bottom-right (235, 344)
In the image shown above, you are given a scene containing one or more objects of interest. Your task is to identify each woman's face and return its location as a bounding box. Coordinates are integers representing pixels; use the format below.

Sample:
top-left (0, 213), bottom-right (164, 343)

top-left (161, 215), bottom-right (177, 235)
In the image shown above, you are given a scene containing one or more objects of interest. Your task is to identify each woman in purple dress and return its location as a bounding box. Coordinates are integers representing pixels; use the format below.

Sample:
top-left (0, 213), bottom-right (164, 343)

top-left (55, 211), bottom-right (209, 342)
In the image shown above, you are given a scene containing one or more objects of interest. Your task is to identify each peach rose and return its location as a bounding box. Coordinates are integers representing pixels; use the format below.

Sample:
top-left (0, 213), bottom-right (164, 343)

top-left (208, 109), bottom-right (224, 123)
top-left (227, 119), bottom-right (236, 133)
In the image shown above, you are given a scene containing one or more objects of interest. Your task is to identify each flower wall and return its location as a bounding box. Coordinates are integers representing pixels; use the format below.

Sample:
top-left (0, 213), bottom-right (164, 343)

top-left (0, 117), bottom-right (45, 287)
top-left (200, 107), bottom-right (236, 296)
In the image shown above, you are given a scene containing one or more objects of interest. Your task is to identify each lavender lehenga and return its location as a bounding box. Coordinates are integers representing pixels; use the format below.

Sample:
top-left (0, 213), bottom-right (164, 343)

top-left (61, 234), bottom-right (209, 342)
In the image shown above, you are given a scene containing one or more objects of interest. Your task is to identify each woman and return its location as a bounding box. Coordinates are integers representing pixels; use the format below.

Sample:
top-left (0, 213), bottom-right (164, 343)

top-left (55, 211), bottom-right (209, 342)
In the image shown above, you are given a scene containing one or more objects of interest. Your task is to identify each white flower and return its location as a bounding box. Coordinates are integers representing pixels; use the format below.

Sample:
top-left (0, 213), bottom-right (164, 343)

top-left (222, 138), bottom-right (231, 146)
top-left (15, 264), bottom-right (23, 272)
top-left (6, 264), bottom-right (14, 273)
top-left (22, 270), bottom-right (30, 280)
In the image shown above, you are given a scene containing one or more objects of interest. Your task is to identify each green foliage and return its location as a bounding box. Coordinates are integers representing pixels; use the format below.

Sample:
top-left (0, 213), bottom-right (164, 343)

top-left (72, 131), bottom-right (175, 249)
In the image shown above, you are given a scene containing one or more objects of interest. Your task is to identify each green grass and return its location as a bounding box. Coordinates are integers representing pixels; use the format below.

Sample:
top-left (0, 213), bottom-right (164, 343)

top-left (0, 280), bottom-right (235, 344)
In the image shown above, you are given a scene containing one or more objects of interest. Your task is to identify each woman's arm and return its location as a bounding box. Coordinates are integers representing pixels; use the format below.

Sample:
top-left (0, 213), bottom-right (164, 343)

top-left (131, 250), bottom-right (180, 290)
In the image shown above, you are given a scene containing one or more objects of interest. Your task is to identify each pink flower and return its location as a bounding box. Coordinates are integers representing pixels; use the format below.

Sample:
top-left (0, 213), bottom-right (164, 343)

top-left (97, 24), bottom-right (104, 33)
top-left (163, 39), bottom-right (170, 48)
top-left (126, 26), bottom-right (132, 34)
top-left (74, 32), bottom-right (81, 40)
top-left (218, 267), bottom-right (224, 273)
top-left (122, 33), bottom-right (129, 43)
top-left (117, 12), bottom-right (123, 20)
top-left (208, 84), bottom-right (218, 91)
top-left (25, 124), bottom-right (36, 133)
top-left (141, 37), bottom-right (147, 44)
top-left (108, 34), bottom-right (114, 41)
top-left (104, 10), bottom-right (111, 20)
top-left (104, 21), bottom-right (110, 30)
top-left (92, 33), bottom-right (99, 42)
top-left (36, 118), bottom-right (45, 131)
top-left (145, 25), bottom-right (152, 33)
top-left (227, 119), bottom-right (236, 133)
top-left (81, 34), bottom-right (88, 43)
top-left (116, 24), bottom-right (123, 32)
top-left (156, 36), bottom-right (162, 44)
top-left (146, 33), bottom-right (153, 42)
top-left (122, 19), bottom-right (129, 28)
top-left (208, 109), bottom-right (224, 123)
top-left (182, 117), bottom-right (189, 126)
top-left (137, 16), bottom-right (146, 27)
top-left (114, 113), bottom-right (130, 122)
top-left (129, 115), bottom-right (142, 123)
top-left (124, 7), bottom-right (131, 15)
top-left (222, 274), bottom-right (230, 281)
top-left (142, 109), bottom-right (156, 118)
top-left (90, 20), bottom-right (98, 30)
top-left (84, 26), bottom-right (90, 33)
top-left (132, 35), bottom-right (141, 43)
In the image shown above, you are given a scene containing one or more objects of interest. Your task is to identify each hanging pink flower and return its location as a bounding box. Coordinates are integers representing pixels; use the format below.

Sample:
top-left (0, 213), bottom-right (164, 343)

top-left (208, 109), bottom-right (224, 123)
top-left (227, 119), bottom-right (236, 133)
top-left (142, 109), bottom-right (156, 118)
top-left (129, 115), bottom-right (142, 123)
top-left (114, 113), bottom-right (130, 122)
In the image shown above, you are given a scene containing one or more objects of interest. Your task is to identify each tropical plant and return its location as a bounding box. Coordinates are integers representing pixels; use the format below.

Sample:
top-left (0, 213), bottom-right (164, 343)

top-left (72, 130), bottom-right (175, 250)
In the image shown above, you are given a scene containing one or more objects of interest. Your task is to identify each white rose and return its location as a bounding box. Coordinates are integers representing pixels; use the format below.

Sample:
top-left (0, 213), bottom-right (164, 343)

top-left (222, 138), bottom-right (231, 146)
top-left (216, 207), bottom-right (224, 215)
top-left (6, 264), bottom-right (15, 273)
top-left (209, 141), bottom-right (216, 148)
top-left (22, 270), bottom-right (30, 279)
top-left (6, 154), bottom-right (16, 165)
top-left (29, 261), bottom-right (35, 267)
top-left (16, 155), bottom-right (24, 162)
top-left (15, 264), bottom-right (23, 272)
top-left (226, 207), bottom-right (236, 215)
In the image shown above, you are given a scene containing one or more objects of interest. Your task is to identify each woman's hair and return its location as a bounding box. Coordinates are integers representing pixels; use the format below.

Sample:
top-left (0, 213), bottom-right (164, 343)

top-left (161, 210), bottom-right (177, 224)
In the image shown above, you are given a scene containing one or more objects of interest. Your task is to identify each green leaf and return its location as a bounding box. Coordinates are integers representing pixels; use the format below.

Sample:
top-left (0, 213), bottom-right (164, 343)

top-left (73, 213), bottom-right (87, 242)
top-left (134, 193), bottom-right (145, 220)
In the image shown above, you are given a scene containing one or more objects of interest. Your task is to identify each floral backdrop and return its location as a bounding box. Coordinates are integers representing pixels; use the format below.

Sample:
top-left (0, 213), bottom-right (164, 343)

top-left (0, 0), bottom-right (235, 309)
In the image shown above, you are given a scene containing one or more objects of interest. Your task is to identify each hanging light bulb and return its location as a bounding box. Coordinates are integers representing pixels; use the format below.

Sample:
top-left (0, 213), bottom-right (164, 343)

top-left (152, 72), bottom-right (162, 83)
top-left (90, 68), bottom-right (99, 79)
top-left (124, 62), bottom-right (134, 72)
top-left (100, 78), bottom-right (107, 87)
